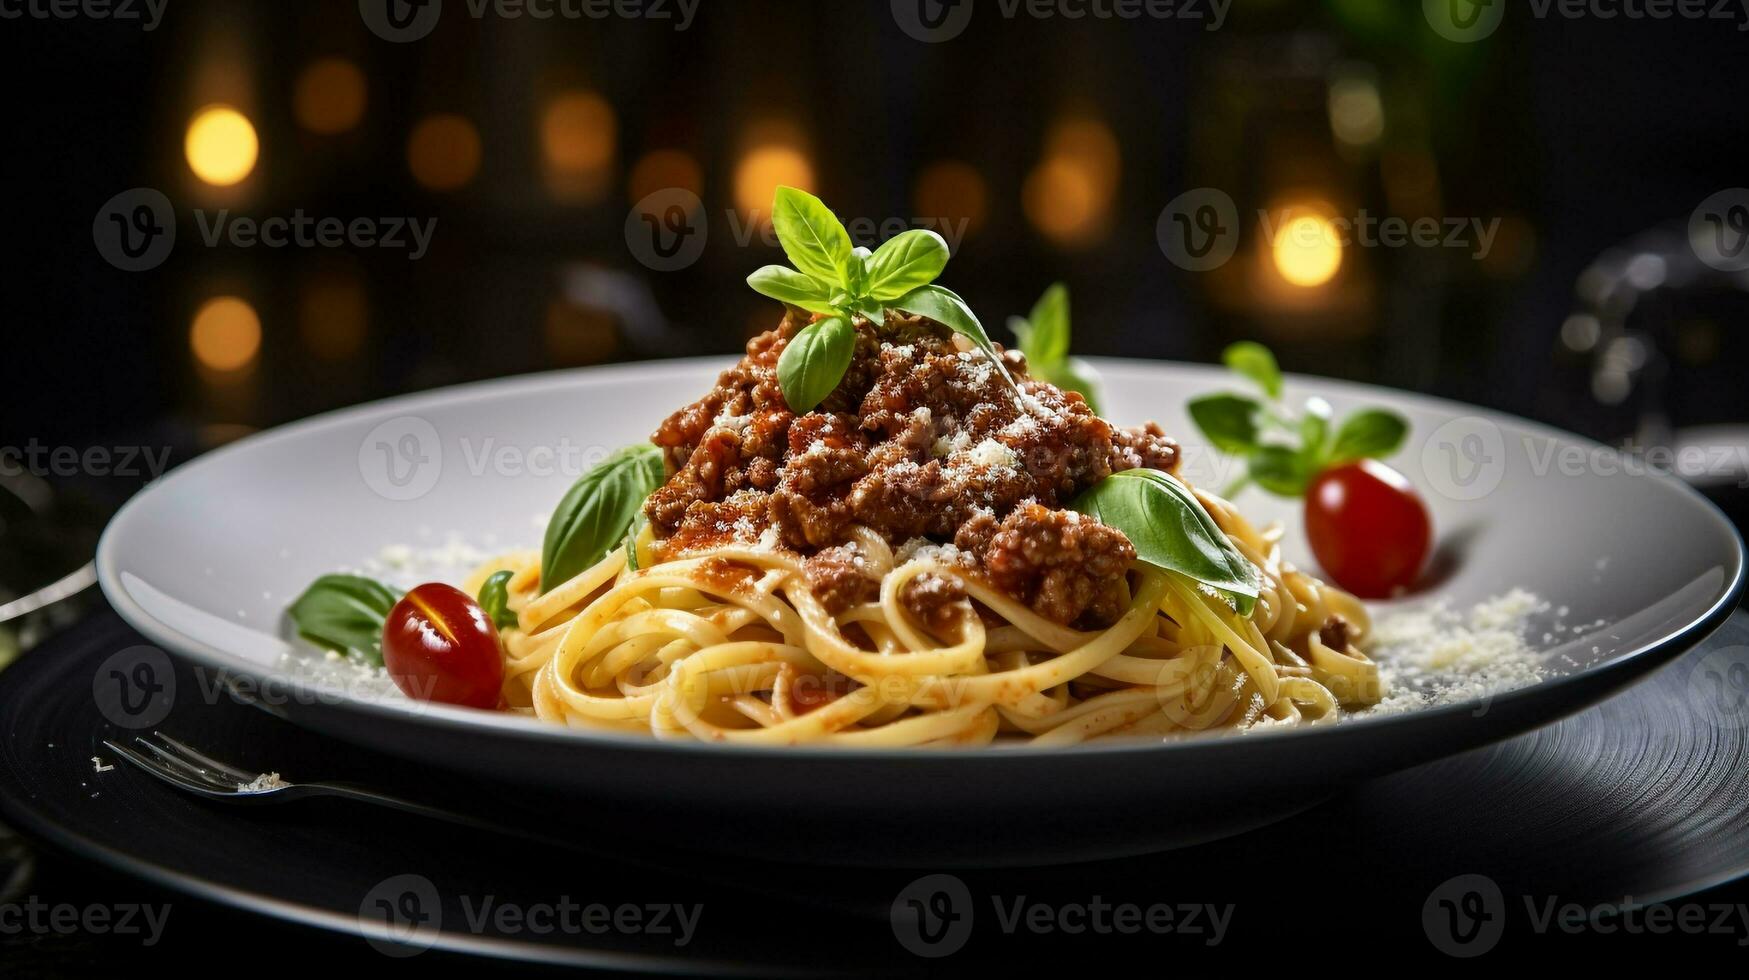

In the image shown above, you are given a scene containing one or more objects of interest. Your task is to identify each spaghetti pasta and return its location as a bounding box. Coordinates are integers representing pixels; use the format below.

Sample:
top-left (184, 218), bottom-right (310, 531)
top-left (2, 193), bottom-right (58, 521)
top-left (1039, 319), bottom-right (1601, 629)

top-left (464, 484), bottom-right (1381, 746)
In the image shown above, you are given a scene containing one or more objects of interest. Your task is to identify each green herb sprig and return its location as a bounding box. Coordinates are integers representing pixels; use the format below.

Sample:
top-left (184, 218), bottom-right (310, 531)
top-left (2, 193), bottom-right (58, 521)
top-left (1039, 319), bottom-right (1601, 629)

top-left (1008, 282), bottom-right (1104, 413)
top-left (287, 573), bottom-right (400, 665)
top-left (1069, 468), bottom-right (1260, 617)
top-left (748, 186), bottom-right (1011, 413)
top-left (540, 443), bottom-right (665, 592)
top-left (1188, 342), bottom-right (1408, 498)
top-left (477, 570), bottom-right (517, 630)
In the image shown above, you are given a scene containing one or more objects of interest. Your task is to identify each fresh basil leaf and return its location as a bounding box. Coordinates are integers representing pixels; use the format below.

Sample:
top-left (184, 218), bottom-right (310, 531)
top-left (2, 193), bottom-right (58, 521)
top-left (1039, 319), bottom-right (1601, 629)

top-left (777, 315), bottom-right (857, 414)
top-left (1330, 408), bottom-right (1409, 462)
top-left (477, 570), bottom-right (517, 631)
top-left (857, 302), bottom-right (886, 326)
top-left (892, 284), bottom-right (1015, 385)
top-left (1248, 445), bottom-right (1312, 497)
top-left (1187, 394), bottom-right (1263, 455)
top-left (1300, 396), bottom-right (1333, 459)
top-left (1023, 282), bottom-right (1071, 367)
top-left (1223, 341), bottom-right (1283, 400)
top-left (865, 229), bottom-right (951, 302)
top-left (747, 266), bottom-right (837, 315)
top-left (772, 186), bottom-right (853, 288)
top-left (844, 246), bottom-right (873, 299)
top-left (1032, 357), bottom-right (1104, 414)
top-left (541, 444), bottom-right (666, 593)
top-left (287, 574), bottom-right (400, 665)
top-left (1069, 469), bottom-right (1259, 617)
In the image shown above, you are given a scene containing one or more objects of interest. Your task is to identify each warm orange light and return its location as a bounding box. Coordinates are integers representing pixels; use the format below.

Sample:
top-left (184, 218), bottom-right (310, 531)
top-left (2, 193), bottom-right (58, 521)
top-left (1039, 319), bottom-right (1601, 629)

top-left (190, 296), bottom-right (262, 372)
top-left (185, 105), bottom-right (259, 186)
top-left (294, 59), bottom-right (367, 135)
top-left (629, 149), bottom-right (703, 203)
top-left (1023, 158), bottom-right (1101, 246)
top-left (1271, 214), bottom-right (1344, 288)
top-left (734, 145), bottom-right (814, 223)
top-left (1023, 116), bottom-right (1120, 247)
top-left (542, 91), bottom-right (616, 173)
top-left (408, 114), bottom-right (481, 191)
top-left (914, 160), bottom-right (988, 237)
top-left (300, 275), bottom-right (368, 360)
top-left (1046, 118), bottom-right (1120, 189)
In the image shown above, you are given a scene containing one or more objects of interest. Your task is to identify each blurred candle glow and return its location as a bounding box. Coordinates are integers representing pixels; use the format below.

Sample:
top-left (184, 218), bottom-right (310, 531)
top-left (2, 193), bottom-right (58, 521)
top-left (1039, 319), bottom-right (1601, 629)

top-left (1271, 213), bottom-right (1344, 288)
top-left (294, 59), bottom-right (367, 134)
top-left (1023, 117), bottom-right (1120, 247)
top-left (914, 160), bottom-right (988, 238)
top-left (734, 142), bottom-right (813, 225)
top-left (542, 90), bottom-right (616, 201)
top-left (185, 105), bottom-right (259, 186)
top-left (408, 114), bottom-right (482, 191)
top-left (190, 296), bottom-right (262, 372)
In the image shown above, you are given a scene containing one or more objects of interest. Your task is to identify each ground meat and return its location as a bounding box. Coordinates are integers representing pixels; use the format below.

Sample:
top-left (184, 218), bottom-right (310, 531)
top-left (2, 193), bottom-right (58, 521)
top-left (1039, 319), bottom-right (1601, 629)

top-left (645, 310), bottom-right (1184, 626)
top-left (1110, 421), bottom-right (1182, 474)
top-left (801, 543), bottom-right (879, 615)
top-left (983, 504), bottom-right (1137, 626)
top-left (1319, 615), bottom-right (1351, 652)
top-left (899, 574), bottom-right (970, 636)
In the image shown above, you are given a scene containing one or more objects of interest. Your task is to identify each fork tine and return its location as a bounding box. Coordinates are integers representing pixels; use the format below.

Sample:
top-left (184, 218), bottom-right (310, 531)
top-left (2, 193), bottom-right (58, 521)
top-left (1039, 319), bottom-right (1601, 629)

top-left (101, 739), bottom-right (233, 797)
top-left (130, 735), bottom-right (245, 790)
top-left (146, 731), bottom-right (260, 785)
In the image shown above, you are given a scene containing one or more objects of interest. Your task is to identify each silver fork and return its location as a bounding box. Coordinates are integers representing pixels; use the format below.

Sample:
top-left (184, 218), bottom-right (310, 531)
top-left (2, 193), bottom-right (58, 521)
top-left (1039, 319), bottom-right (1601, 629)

top-left (102, 731), bottom-right (524, 835)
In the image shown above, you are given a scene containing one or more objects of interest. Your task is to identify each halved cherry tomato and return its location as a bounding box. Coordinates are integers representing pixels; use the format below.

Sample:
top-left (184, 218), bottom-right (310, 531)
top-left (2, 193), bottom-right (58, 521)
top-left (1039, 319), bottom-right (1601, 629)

top-left (1304, 460), bottom-right (1432, 599)
top-left (382, 583), bottom-right (505, 709)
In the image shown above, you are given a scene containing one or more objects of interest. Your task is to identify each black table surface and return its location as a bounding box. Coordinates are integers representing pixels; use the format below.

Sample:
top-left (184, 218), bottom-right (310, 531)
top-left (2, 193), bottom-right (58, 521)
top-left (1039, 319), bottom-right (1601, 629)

top-left (4, 604), bottom-right (1749, 973)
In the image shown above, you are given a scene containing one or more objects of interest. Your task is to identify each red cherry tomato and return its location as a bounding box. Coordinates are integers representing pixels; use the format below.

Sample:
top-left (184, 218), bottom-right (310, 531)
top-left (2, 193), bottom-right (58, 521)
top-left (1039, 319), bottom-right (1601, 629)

top-left (382, 583), bottom-right (505, 709)
top-left (1304, 460), bottom-right (1433, 599)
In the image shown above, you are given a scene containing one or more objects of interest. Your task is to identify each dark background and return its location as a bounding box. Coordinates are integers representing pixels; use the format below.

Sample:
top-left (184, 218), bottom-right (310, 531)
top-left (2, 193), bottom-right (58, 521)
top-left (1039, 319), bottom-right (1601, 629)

top-left (3, 0), bottom-right (1749, 969)
top-left (7, 0), bottom-right (1746, 615)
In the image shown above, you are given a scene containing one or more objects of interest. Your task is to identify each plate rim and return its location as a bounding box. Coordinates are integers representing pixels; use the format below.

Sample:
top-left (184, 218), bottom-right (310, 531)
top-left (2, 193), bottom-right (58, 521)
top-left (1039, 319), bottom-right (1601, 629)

top-left (96, 356), bottom-right (1749, 760)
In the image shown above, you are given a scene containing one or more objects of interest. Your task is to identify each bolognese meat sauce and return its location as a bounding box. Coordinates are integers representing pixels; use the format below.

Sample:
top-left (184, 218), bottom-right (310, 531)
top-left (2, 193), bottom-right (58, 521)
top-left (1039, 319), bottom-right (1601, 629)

top-left (646, 310), bottom-right (1181, 628)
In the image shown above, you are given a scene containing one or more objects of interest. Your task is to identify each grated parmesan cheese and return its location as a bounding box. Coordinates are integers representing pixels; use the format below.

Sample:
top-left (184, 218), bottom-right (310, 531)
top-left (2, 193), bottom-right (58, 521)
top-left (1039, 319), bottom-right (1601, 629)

top-left (1359, 590), bottom-right (1551, 717)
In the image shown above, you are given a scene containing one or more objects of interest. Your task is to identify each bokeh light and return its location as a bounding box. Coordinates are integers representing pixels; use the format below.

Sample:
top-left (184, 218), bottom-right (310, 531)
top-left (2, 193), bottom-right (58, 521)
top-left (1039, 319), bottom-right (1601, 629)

top-left (185, 105), bottom-right (259, 186)
top-left (293, 59), bottom-right (367, 134)
top-left (542, 90), bottom-right (616, 201)
top-left (734, 143), bottom-right (814, 224)
top-left (190, 296), bottom-right (262, 372)
top-left (1271, 213), bottom-right (1344, 288)
top-left (914, 160), bottom-right (988, 239)
top-left (629, 149), bottom-right (703, 203)
top-left (1328, 76), bottom-right (1385, 148)
top-left (408, 114), bottom-right (481, 191)
top-left (1023, 117), bottom-right (1120, 247)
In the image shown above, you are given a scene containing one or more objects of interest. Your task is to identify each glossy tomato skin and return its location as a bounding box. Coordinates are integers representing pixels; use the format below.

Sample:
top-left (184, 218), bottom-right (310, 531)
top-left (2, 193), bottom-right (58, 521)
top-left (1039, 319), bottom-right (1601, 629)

top-left (1304, 460), bottom-right (1433, 599)
top-left (382, 583), bottom-right (505, 709)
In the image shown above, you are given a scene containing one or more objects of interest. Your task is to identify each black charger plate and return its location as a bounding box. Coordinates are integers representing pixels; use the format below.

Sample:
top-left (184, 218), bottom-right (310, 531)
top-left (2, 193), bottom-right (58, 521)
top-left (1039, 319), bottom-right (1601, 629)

top-left (3, 608), bottom-right (1749, 968)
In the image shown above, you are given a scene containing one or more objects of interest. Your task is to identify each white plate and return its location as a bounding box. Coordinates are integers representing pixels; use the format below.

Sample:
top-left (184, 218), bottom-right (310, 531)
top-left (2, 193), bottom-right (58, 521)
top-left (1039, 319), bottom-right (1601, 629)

top-left (96, 358), bottom-right (1745, 865)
